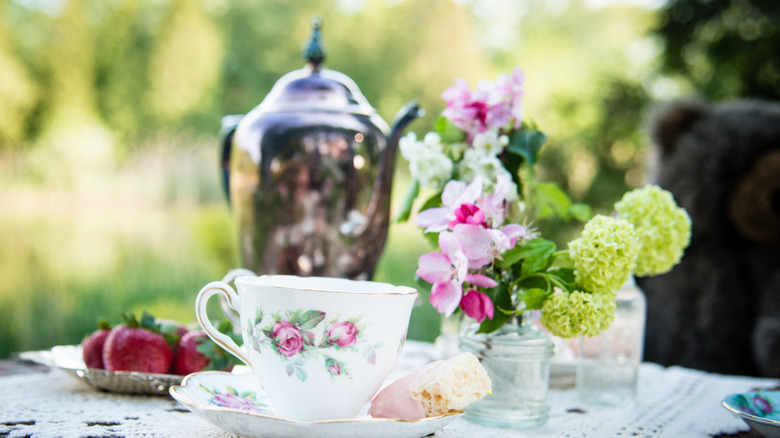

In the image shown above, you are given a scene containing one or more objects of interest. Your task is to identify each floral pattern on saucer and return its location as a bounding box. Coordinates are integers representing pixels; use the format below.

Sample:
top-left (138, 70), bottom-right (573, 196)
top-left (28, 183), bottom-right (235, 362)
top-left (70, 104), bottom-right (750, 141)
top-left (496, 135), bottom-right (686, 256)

top-left (201, 384), bottom-right (271, 414)
top-left (723, 391), bottom-right (780, 438)
top-left (731, 392), bottom-right (777, 418)
top-left (169, 370), bottom-right (462, 438)
top-left (244, 308), bottom-right (388, 382)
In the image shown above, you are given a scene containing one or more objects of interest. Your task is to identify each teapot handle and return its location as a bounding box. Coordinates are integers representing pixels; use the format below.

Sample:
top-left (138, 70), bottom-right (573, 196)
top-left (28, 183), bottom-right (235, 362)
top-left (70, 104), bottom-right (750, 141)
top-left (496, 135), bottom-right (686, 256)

top-left (218, 115), bottom-right (244, 205)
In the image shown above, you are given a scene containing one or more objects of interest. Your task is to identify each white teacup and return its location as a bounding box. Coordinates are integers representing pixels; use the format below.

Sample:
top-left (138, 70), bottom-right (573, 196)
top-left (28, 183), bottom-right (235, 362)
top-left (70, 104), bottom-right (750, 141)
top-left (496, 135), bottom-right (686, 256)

top-left (195, 275), bottom-right (417, 420)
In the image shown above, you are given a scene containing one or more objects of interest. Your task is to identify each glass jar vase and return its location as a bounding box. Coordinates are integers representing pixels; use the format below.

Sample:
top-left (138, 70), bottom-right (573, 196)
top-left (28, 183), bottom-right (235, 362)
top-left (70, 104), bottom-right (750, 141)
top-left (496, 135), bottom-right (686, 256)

top-left (458, 314), bottom-right (554, 428)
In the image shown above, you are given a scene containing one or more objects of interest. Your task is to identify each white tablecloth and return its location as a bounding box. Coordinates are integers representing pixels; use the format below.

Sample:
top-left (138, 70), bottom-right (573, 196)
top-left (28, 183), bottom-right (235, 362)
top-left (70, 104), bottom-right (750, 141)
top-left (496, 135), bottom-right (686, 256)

top-left (0, 341), bottom-right (775, 437)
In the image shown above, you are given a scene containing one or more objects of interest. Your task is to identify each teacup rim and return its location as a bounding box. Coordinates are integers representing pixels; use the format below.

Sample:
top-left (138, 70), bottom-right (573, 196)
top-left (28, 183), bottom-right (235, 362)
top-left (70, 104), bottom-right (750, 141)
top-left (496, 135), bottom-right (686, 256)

top-left (234, 275), bottom-right (418, 296)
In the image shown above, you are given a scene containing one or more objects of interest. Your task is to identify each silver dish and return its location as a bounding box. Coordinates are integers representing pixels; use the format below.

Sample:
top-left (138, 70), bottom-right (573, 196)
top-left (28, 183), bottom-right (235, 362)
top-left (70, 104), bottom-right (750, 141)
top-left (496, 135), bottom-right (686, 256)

top-left (18, 345), bottom-right (183, 395)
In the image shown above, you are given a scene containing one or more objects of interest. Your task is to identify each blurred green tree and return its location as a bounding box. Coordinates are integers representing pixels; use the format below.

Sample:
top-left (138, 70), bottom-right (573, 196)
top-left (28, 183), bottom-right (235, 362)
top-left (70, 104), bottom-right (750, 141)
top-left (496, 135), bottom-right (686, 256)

top-left (0, 15), bottom-right (37, 148)
top-left (654, 0), bottom-right (780, 100)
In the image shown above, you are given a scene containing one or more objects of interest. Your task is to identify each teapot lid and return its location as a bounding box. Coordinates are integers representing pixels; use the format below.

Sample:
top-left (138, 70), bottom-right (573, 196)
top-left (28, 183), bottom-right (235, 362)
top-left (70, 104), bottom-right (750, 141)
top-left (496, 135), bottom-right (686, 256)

top-left (255, 18), bottom-right (376, 116)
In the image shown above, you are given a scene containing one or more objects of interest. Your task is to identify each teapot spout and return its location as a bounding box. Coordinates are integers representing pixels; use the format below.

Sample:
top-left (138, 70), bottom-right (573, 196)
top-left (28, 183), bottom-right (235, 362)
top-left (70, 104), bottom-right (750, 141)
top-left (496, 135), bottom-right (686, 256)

top-left (389, 101), bottom-right (425, 154)
top-left (340, 101), bottom-right (423, 240)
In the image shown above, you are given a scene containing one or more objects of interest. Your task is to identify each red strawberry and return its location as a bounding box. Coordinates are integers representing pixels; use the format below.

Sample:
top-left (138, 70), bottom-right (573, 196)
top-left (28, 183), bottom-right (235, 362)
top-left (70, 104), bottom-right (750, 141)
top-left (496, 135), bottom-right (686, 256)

top-left (173, 331), bottom-right (212, 375)
top-left (156, 318), bottom-right (188, 339)
top-left (81, 320), bottom-right (112, 369)
top-left (173, 323), bottom-right (242, 375)
top-left (103, 313), bottom-right (174, 374)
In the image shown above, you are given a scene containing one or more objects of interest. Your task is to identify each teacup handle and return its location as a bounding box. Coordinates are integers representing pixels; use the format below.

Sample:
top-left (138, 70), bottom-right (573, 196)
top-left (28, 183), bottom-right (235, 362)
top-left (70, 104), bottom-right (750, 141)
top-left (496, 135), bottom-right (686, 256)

top-left (219, 269), bottom-right (256, 329)
top-left (195, 281), bottom-right (251, 367)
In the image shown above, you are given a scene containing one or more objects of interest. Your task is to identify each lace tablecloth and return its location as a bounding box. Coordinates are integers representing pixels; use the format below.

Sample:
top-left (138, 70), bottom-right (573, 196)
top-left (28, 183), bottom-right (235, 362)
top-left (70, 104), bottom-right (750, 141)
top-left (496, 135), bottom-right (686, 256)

top-left (1, 341), bottom-right (775, 438)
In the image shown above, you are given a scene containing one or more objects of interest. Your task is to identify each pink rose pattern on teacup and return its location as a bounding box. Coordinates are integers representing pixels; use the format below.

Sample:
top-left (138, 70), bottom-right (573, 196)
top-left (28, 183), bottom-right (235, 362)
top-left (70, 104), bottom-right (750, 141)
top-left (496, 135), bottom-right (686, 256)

top-left (325, 357), bottom-right (341, 376)
top-left (272, 321), bottom-right (304, 357)
top-left (245, 308), bottom-right (390, 382)
top-left (326, 321), bottom-right (358, 347)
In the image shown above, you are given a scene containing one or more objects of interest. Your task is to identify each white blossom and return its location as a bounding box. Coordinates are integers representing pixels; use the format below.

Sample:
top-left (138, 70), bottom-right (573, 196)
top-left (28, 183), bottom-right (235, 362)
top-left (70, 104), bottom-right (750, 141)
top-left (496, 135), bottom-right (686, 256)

top-left (471, 131), bottom-right (508, 157)
top-left (457, 148), bottom-right (513, 189)
top-left (400, 132), bottom-right (454, 188)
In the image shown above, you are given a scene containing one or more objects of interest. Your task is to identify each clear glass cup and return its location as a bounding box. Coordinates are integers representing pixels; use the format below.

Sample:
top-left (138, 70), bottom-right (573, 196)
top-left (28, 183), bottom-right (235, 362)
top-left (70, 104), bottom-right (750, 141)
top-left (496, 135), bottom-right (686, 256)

top-left (576, 277), bottom-right (647, 406)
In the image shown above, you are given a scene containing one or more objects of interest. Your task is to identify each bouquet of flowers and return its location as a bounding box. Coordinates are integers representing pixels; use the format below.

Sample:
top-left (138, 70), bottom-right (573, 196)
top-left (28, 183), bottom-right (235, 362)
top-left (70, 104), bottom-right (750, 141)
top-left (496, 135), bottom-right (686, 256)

top-left (398, 68), bottom-right (692, 337)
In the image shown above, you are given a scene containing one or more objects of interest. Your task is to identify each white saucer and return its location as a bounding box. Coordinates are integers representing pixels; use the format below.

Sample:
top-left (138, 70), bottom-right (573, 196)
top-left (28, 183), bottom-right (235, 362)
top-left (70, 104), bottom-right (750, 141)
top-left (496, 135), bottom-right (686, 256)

top-left (169, 370), bottom-right (462, 438)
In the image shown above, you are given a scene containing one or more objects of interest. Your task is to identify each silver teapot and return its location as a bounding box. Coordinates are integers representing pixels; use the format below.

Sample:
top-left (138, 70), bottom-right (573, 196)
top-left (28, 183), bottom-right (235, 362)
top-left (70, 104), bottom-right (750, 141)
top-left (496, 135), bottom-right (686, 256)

top-left (220, 19), bottom-right (422, 280)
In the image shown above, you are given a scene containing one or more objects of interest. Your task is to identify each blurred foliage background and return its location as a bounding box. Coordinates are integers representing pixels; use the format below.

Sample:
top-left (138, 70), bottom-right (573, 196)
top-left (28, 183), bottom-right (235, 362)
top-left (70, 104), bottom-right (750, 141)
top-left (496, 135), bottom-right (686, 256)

top-left (0, 0), bottom-right (777, 358)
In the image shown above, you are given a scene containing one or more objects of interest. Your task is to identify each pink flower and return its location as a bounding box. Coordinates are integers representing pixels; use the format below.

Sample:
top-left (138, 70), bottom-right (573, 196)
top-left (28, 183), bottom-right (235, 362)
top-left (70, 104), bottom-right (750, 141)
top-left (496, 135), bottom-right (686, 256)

top-left (479, 174), bottom-right (515, 227)
top-left (417, 232), bottom-right (469, 316)
top-left (501, 223), bottom-right (534, 247)
top-left (325, 358), bottom-right (342, 375)
top-left (460, 289), bottom-right (495, 323)
top-left (441, 78), bottom-right (472, 108)
top-left (417, 231), bottom-right (498, 315)
top-left (211, 393), bottom-right (261, 411)
top-left (272, 321), bottom-right (304, 357)
top-left (417, 177), bottom-right (483, 233)
top-left (453, 223), bottom-right (512, 269)
top-left (442, 82), bottom-right (492, 139)
top-left (326, 321), bottom-right (358, 348)
top-left (493, 67), bottom-right (525, 130)
top-left (448, 203), bottom-right (487, 229)
top-left (440, 68), bottom-right (526, 140)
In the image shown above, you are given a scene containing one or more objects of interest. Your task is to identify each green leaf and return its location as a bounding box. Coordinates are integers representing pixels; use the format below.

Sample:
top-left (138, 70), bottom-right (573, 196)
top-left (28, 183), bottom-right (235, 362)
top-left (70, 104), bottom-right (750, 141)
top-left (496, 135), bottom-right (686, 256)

top-left (433, 115), bottom-right (466, 143)
top-left (298, 310), bottom-right (326, 330)
top-left (196, 339), bottom-right (214, 356)
top-left (516, 276), bottom-right (548, 291)
top-left (295, 367), bottom-right (307, 382)
top-left (476, 283), bottom-right (513, 334)
top-left (518, 288), bottom-right (549, 310)
top-left (520, 249), bottom-right (556, 277)
top-left (301, 330), bottom-right (315, 346)
top-left (424, 231), bottom-right (440, 249)
top-left (139, 311), bottom-right (162, 333)
top-left (533, 182), bottom-right (571, 219)
top-left (414, 275), bottom-right (432, 293)
top-left (285, 310), bottom-right (301, 325)
top-left (227, 385), bottom-right (239, 396)
top-left (122, 312), bottom-right (139, 328)
top-left (501, 151), bottom-right (525, 192)
top-left (97, 318), bottom-right (112, 331)
top-left (507, 128), bottom-right (546, 166)
top-left (228, 332), bottom-right (243, 346)
top-left (549, 267), bottom-right (576, 285)
top-left (568, 203), bottom-right (593, 222)
top-left (420, 190), bottom-right (443, 211)
top-left (217, 320), bottom-right (234, 333)
top-left (499, 238), bottom-right (557, 269)
top-left (393, 178), bottom-right (419, 223)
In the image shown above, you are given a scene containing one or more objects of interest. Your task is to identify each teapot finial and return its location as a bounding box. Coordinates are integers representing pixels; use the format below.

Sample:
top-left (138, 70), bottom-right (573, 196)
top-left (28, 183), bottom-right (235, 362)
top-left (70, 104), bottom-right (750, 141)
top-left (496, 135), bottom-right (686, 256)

top-left (302, 17), bottom-right (326, 69)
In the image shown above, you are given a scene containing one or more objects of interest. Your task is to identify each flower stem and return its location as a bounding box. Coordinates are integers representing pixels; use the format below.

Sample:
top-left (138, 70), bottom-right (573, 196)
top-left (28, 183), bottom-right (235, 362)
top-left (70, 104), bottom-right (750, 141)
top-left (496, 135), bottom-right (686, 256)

top-left (523, 166), bottom-right (536, 222)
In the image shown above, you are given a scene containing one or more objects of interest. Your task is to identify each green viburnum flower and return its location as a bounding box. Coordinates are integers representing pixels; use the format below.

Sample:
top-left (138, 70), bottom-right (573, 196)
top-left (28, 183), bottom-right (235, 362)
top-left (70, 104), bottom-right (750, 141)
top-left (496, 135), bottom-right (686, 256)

top-left (539, 289), bottom-right (617, 339)
top-left (569, 215), bottom-right (639, 295)
top-left (615, 185), bottom-right (692, 277)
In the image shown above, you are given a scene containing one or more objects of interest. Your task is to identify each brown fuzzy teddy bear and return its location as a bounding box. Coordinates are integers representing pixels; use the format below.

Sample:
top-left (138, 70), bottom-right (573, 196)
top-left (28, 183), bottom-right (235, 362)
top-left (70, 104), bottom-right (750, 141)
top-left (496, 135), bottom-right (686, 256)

top-left (637, 99), bottom-right (780, 377)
